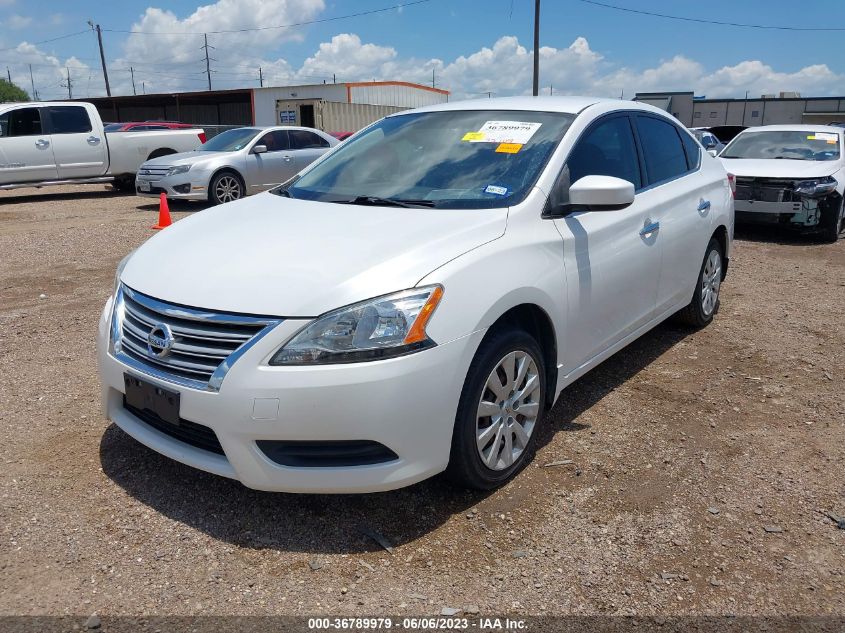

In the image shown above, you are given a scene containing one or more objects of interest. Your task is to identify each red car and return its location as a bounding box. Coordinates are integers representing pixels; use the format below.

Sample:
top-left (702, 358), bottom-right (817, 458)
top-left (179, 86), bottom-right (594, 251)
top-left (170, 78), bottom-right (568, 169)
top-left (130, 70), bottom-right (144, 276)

top-left (329, 131), bottom-right (354, 141)
top-left (104, 121), bottom-right (206, 143)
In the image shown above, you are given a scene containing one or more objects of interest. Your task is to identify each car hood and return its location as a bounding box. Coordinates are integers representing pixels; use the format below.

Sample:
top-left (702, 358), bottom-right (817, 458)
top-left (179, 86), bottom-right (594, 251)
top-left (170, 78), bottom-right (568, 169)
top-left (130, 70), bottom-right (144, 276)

top-left (121, 193), bottom-right (508, 316)
top-left (719, 157), bottom-right (839, 179)
top-left (142, 150), bottom-right (226, 167)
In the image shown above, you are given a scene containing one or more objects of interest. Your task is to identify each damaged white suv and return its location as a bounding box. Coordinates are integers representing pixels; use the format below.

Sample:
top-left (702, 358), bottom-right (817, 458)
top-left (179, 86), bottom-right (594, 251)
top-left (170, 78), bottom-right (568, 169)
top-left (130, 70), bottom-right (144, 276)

top-left (720, 125), bottom-right (845, 241)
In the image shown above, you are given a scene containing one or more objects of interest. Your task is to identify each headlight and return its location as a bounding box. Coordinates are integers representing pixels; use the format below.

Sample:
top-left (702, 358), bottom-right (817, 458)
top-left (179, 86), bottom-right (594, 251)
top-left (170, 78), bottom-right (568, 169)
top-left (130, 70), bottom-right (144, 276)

top-left (794, 176), bottom-right (837, 197)
top-left (166, 164), bottom-right (191, 177)
top-left (270, 285), bottom-right (444, 365)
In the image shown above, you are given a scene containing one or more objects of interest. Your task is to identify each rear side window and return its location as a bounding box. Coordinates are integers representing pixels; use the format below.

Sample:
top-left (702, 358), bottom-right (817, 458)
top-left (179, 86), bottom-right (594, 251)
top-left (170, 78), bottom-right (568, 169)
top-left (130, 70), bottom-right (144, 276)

top-left (567, 115), bottom-right (642, 189)
top-left (681, 129), bottom-right (702, 170)
top-left (289, 129), bottom-right (330, 149)
top-left (0, 107), bottom-right (42, 137)
top-left (47, 106), bottom-right (92, 134)
top-left (637, 116), bottom-right (690, 184)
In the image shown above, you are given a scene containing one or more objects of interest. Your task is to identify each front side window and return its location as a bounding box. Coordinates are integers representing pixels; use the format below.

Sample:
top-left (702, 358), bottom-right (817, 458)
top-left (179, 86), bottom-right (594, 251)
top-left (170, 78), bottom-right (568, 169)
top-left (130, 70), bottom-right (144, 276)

top-left (199, 128), bottom-right (260, 151)
top-left (47, 106), bottom-right (92, 134)
top-left (289, 129), bottom-right (329, 149)
top-left (256, 130), bottom-right (290, 152)
top-left (637, 116), bottom-right (690, 184)
top-left (0, 107), bottom-right (42, 137)
top-left (567, 115), bottom-right (642, 189)
top-left (721, 130), bottom-right (841, 161)
top-left (282, 110), bottom-right (575, 209)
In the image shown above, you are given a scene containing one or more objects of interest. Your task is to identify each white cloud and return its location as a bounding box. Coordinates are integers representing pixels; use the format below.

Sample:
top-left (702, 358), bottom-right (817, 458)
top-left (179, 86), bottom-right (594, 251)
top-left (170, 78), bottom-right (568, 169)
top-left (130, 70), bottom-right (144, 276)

top-left (7, 13), bottom-right (32, 29)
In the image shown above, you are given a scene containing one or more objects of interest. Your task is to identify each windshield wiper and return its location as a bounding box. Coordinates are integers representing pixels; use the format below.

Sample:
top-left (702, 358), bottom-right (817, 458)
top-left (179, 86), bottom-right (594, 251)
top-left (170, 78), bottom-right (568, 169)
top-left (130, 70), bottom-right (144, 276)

top-left (341, 195), bottom-right (436, 208)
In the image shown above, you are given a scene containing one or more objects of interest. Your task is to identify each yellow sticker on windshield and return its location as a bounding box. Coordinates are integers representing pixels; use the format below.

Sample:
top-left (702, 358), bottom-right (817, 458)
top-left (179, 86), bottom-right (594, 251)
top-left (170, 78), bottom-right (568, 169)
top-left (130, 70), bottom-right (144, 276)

top-left (495, 143), bottom-right (522, 153)
top-left (462, 132), bottom-right (485, 141)
top-left (807, 135), bottom-right (817, 140)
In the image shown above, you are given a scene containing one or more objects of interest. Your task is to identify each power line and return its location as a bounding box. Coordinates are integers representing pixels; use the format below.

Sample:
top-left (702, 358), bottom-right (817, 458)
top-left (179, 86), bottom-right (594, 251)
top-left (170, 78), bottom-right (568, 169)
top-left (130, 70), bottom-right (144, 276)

top-left (102, 0), bottom-right (433, 35)
top-left (0, 29), bottom-right (90, 53)
top-left (576, 0), bottom-right (845, 31)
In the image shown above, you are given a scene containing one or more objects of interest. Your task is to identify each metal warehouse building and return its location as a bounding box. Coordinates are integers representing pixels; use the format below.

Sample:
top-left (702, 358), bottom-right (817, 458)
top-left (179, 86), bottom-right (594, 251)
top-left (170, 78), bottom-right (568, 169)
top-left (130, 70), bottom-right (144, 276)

top-left (78, 81), bottom-right (449, 133)
top-left (635, 91), bottom-right (845, 127)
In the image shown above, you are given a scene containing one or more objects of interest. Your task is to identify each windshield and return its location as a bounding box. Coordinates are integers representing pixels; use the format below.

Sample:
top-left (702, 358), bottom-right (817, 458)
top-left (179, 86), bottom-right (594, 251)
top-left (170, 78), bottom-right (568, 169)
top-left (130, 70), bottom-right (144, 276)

top-left (199, 128), bottom-right (260, 152)
top-left (722, 130), bottom-right (841, 161)
top-left (279, 110), bottom-right (575, 209)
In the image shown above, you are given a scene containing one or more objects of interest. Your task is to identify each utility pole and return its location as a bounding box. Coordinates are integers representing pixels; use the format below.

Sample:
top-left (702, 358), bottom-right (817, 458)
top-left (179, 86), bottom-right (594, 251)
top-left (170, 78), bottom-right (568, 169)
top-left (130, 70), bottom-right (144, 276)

top-left (62, 67), bottom-right (73, 99)
top-left (741, 89), bottom-right (749, 125)
top-left (88, 22), bottom-right (111, 96)
top-left (549, 84), bottom-right (553, 96)
top-left (130, 67), bottom-right (136, 95)
top-left (432, 67), bottom-right (435, 88)
top-left (201, 34), bottom-right (215, 91)
top-left (142, 81), bottom-right (145, 95)
top-left (333, 73), bottom-right (336, 84)
top-left (6, 67), bottom-right (10, 83)
top-left (29, 64), bottom-right (38, 99)
top-left (259, 67), bottom-right (263, 87)
top-left (532, 0), bottom-right (540, 96)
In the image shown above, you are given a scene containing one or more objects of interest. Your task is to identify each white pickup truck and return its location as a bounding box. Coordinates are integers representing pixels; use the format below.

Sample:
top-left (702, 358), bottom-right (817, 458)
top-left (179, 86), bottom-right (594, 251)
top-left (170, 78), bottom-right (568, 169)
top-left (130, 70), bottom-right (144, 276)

top-left (0, 101), bottom-right (205, 192)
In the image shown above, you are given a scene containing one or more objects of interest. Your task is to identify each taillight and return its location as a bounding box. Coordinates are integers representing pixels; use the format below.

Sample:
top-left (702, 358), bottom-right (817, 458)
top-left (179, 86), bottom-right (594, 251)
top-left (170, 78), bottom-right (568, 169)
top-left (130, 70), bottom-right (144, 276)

top-left (726, 173), bottom-right (735, 198)
top-left (198, 132), bottom-right (207, 144)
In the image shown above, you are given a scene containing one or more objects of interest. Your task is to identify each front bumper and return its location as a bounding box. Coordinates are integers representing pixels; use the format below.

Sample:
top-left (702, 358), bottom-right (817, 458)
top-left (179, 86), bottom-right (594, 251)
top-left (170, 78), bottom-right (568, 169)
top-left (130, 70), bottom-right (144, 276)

top-left (97, 297), bottom-right (483, 493)
top-left (135, 173), bottom-right (209, 200)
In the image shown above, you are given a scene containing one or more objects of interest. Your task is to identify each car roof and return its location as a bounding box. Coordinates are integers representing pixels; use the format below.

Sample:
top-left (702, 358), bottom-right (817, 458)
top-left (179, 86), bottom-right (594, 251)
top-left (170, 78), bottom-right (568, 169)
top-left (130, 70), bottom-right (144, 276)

top-left (740, 124), bottom-right (844, 134)
top-left (404, 95), bottom-right (621, 115)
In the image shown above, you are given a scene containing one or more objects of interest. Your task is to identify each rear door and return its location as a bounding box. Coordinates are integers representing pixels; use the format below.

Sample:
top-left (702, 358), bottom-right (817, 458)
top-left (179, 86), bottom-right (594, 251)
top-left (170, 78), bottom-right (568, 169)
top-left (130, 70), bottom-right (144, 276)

top-left (552, 113), bottom-right (663, 370)
top-left (44, 104), bottom-right (107, 178)
top-left (0, 106), bottom-right (57, 184)
top-left (633, 114), bottom-right (718, 312)
top-left (288, 129), bottom-right (332, 172)
top-left (246, 129), bottom-right (295, 191)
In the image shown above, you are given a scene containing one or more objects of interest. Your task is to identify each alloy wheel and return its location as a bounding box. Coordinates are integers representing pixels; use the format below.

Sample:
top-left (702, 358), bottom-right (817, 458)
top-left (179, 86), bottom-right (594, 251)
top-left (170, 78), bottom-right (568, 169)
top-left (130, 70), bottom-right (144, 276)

top-left (701, 249), bottom-right (722, 316)
top-left (475, 351), bottom-right (541, 471)
top-left (215, 176), bottom-right (242, 203)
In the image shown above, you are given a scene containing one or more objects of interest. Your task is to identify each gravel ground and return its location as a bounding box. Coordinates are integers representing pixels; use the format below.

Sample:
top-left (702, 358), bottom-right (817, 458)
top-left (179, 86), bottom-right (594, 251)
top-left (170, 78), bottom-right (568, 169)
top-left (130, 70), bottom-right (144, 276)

top-left (1, 184), bottom-right (843, 618)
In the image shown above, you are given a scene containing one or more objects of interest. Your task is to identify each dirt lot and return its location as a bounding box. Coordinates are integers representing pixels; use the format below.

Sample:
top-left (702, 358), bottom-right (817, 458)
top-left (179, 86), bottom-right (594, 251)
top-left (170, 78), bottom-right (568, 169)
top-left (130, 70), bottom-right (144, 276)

top-left (1, 184), bottom-right (843, 619)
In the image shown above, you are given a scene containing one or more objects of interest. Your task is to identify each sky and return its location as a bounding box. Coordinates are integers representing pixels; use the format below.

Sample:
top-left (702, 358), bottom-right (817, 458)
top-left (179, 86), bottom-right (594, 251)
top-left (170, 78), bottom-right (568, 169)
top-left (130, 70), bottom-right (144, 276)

top-left (1, 0), bottom-right (844, 102)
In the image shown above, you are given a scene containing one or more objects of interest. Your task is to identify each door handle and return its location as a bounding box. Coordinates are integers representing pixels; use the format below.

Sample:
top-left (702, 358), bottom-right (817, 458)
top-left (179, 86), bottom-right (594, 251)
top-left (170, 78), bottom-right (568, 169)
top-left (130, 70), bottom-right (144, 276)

top-left (640, 221), bottom-right (660, 237)
top-left (35, 139), bottom-right (50, 148)
top-left (697, 199), bottom-right (711, 212)
top-left (87, 136), bottom-right (101, 145)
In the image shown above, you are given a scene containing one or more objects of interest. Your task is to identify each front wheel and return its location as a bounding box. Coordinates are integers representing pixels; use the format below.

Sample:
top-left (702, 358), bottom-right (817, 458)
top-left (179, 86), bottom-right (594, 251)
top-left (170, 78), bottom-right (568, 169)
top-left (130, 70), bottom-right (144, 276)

top-left (446, 328), bottom-right (546, 490)
top-left (678, 237), bottom-right (723, 328)
top-left (820, 198), bottom-right (844, 243)
top-left (209, 171), bottom-right (244, 205)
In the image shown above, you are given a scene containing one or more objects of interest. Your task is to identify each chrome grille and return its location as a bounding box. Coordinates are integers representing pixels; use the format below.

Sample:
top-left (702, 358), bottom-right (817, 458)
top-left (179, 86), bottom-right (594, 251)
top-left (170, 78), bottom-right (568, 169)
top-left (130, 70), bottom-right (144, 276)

top-left (111, 285), bottom-right (282, 391)
top-left (137, 165), bottom-right (171, 179)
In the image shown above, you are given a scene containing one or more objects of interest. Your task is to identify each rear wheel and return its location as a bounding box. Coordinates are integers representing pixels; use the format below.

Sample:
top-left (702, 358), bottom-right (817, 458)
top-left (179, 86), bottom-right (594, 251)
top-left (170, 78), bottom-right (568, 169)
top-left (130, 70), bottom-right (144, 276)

top-left (678, 237), bottom-right (723, 328)
top-left (446, 327), bottom-right (545, 490)
top-left (111, 175), bottom-right (134, 193)
top-left (209, 171), bottom-right (244, 205)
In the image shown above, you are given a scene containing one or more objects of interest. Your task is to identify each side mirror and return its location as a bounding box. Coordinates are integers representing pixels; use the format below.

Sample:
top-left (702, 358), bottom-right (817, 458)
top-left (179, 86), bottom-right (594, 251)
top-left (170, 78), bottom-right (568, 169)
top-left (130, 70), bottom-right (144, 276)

top-left (252, 144), bottom-right (267, 154)
top-left (568, 175), bottom-right (635, 211)
top-left (707, 149), bottom-right (718, 158)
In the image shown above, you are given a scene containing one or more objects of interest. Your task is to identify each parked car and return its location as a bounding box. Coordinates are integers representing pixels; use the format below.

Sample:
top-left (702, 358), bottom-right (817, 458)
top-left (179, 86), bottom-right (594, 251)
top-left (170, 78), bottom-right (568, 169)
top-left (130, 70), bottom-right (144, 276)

top-left (330, 131), bottom-right (354, 141)
top-left (135, 125), bottom-right (338, 205)
top-left (104, 121), bottom-right (204, 139)
top-left (690, 128), bottom-right (725, 156)
top-left (99, 96), bottom-right (733, 493)
top-left (0, 102), bottom-right (205, 192)
top-left (720, 124), bottom-right (845, 241)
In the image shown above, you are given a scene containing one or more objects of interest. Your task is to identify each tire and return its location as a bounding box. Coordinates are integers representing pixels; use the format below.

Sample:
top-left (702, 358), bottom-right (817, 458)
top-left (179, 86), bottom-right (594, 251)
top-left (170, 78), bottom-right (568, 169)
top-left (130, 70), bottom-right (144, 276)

top-left (209, 170), bottom-right (244, 205)
top-left (111, 175), bottom-right (134, 193)
top-left (820, 198), bottom-right (844, 243)
top-left (147, 149), bottom-right (176, 161)
top-left (678, 237), bottom-right (723, 328)
top-left (446, 327), bottom-right (546, 490)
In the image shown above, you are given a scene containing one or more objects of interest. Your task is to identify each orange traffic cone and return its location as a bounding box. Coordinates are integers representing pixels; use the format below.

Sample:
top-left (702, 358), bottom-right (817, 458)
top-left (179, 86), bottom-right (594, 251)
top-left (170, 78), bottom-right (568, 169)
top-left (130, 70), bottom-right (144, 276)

top-left (152, 192), bottom-right (172, 230)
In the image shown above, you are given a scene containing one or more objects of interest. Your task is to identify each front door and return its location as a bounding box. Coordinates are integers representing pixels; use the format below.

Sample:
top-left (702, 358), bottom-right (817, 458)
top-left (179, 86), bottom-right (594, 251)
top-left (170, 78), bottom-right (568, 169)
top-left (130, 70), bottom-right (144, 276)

top-left (247, 130), bottom-right (296, 191)
top-left (0, 106), bottom-right (57, 184)
top-left (552, 113), bottom-right (663, 373)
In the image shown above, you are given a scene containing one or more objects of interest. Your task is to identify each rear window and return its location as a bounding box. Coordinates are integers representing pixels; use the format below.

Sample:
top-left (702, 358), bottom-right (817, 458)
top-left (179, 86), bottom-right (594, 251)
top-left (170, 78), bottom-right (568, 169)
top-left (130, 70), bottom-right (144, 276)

top-left (290, 130), bottom-right (330, 149)
top-left (637, 116), bottom-right (690, 184)
top-left (681, 130), bottom-right (702, 170)
top-left (47, 106), bottom-right (92, 134)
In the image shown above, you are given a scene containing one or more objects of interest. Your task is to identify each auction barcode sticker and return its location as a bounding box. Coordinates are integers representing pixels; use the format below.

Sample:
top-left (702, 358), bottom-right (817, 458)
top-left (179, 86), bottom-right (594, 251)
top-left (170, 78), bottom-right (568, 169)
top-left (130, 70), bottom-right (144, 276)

top-left (463, 121), bottom-right (542, 144)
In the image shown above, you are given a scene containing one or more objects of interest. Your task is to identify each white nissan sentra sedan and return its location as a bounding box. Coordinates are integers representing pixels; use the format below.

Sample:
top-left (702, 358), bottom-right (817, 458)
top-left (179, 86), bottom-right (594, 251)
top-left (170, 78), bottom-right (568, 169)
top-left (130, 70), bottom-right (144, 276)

top-left (98, 96), bottom-right (734, 493)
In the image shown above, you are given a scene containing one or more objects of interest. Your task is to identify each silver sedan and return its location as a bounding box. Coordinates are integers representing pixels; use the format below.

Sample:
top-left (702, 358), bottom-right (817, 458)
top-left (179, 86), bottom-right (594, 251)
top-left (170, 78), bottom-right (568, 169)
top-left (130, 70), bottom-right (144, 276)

top-left (135, 126), bottom-right (338, 205)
